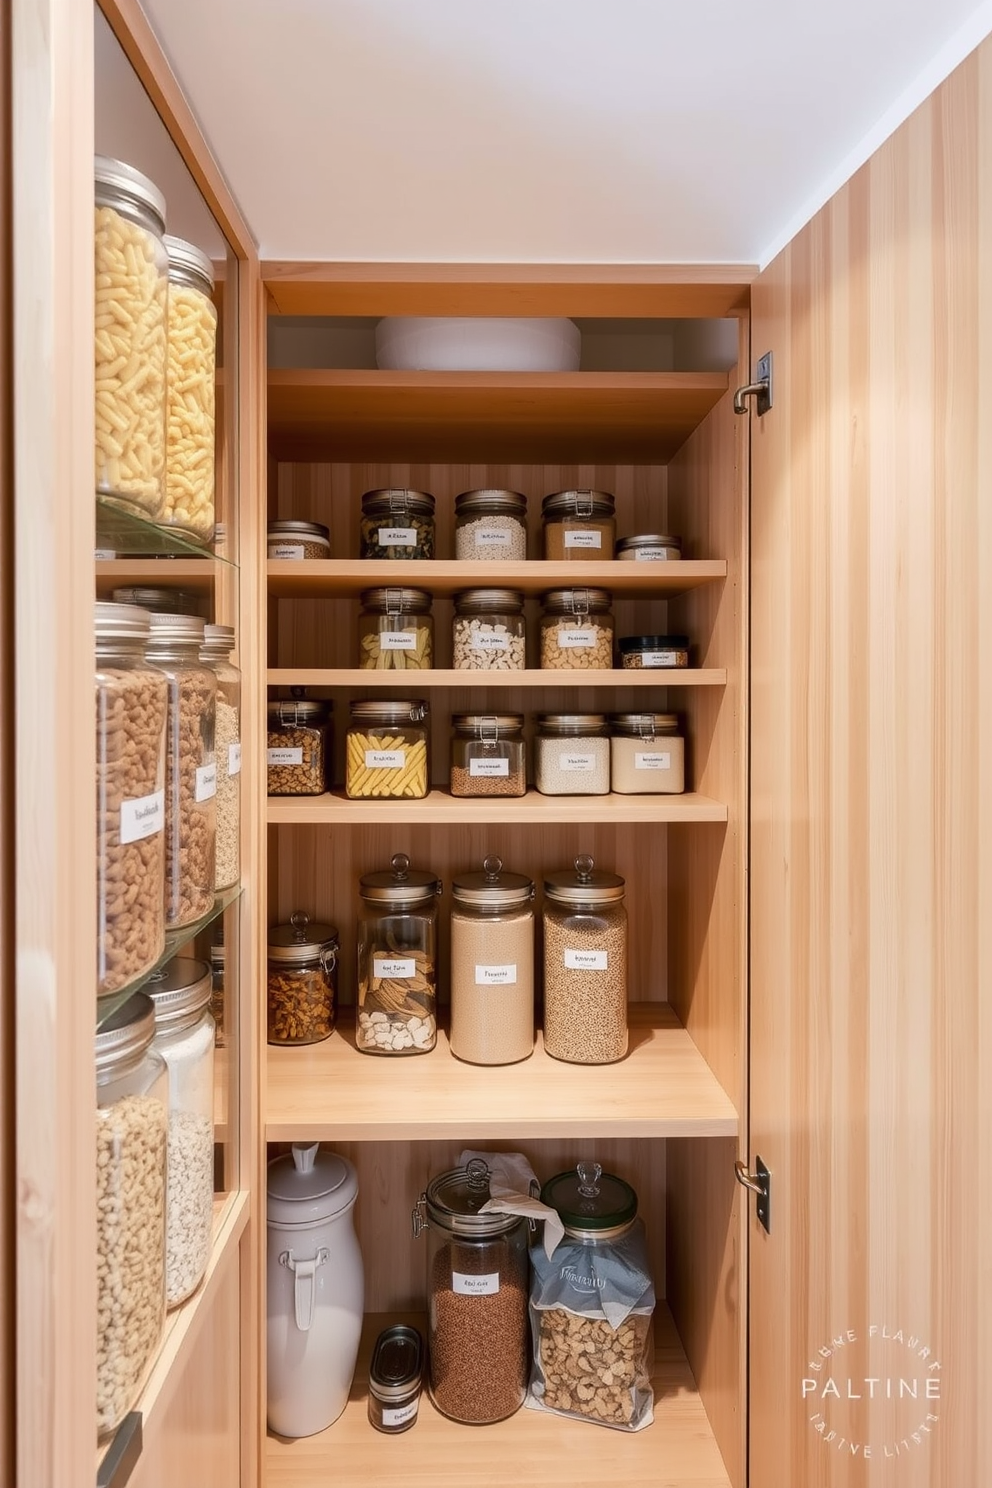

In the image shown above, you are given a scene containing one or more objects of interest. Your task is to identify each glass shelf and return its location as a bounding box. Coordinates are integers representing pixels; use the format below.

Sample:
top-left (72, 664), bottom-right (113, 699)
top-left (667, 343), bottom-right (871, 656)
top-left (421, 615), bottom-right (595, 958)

top-left (95, 496), bottom-right (237, 566)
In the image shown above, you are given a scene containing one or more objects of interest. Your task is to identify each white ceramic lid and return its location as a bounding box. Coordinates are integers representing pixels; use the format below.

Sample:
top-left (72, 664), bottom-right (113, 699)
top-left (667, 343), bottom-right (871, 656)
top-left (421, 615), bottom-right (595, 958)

top-left (267, 1143), bottom-right (358, 1227)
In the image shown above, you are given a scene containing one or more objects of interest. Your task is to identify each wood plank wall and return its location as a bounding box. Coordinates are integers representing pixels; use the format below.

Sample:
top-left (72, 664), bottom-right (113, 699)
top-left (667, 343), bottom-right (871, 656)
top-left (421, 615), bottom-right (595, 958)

top-left (749, 35), bottom-right (992, 1488)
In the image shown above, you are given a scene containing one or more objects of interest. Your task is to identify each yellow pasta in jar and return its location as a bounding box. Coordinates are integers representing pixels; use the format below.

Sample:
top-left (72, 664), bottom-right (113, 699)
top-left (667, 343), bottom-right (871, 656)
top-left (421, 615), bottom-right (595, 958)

top-left (346, 730), bottom-right (429, 799)
top-left (163, 237), bottom-right (217, 542)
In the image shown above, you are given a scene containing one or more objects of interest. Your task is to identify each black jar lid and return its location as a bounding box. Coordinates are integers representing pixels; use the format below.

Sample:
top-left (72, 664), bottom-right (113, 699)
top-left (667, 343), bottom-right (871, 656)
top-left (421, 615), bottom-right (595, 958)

top-left (369, 1326), bottom-right (424, 1402)
top-left (541, 1161), bottom-right (638, 1233)
top-left (618, 634), bottom-right (689, 652)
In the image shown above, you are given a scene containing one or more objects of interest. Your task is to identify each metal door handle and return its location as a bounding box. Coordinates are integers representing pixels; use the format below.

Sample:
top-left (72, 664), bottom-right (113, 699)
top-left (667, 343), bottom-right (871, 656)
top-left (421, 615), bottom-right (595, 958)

top-left (734, 1156), bottom-right (771, 1232)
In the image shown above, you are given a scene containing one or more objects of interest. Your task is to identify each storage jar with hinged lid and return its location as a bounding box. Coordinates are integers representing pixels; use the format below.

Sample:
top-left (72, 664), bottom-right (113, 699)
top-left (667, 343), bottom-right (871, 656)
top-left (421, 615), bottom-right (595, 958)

top-left (162, 234), bottom-right (217, 543)
top-left (360, 487), bottom-right (435, 558)
top-left (358, 586), bottom-right (433, 670)
top-left (267, 912), bottom-right (339, 1046)
top-left (357, 854), bottom-right (440, 1055)
top-left (614, 533), bottom-right (682, 562)
top-left (450, 857), bottom-right (535, 1065)
top-left (534, 714), bottom-right (610, 796)
top-left (610, 712), bottom-right (685, 794)
top-left (346, 699), bottom-right (429, 799)
top-left (452, 588), bottom-right (526, 671)
top-left (540, 588), bottom-right (614, 669)
top-left (454, 488), bottom-right (528, 561)
top-left (450, 713), bottom-right (526, 798)
top-left (542, 489), bottom-right (616, 560)
top-left (267, 698), bottom-right (331, 796)
top-left (542, 856), bottom-right (628, 1064)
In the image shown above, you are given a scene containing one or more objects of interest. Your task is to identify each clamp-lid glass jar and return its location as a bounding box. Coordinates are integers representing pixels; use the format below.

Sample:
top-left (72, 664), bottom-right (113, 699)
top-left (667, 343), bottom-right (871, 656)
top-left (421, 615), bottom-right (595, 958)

top-left (358, 586), bottom-right (433, 670)
top-left (610, 713), bottom-right (685, 794)
top-left (201, 625), bottom-right (241, 889)
top-left (540, 588), bottom-right (614, 669)
top-left (450, 713), bottom-right (526, 798)
top-left (267, 698), bottom-right (331, 796)
top-left (346, 699), bottom-right (429, 799)
top-left (368, 1324), bottom-right (424, 1434)
top-left (267, 912), bottom-right (339, 1046)
top-left (95, 992), bottom-right (168, 1436)
top-left (542, 489), bottom-right (615, 560)
top-left (357, 854), bottom-right (440, 1055)
top-left (618, 634), bottom-right (690, 669)
top-left (94, 156), bottom-right (168, 519)
top-left (267, 519), bottom-right (331, 561)
top-left (146, 957), bottom-right (215, 1307)
top-left (542, 856), bottom-right (628, 1064)
top-left (360, 488), bottom-right (435, 559)
top-left (534, 714), bottom-right (610, 796)
top-left (452, 589), bottom-right (526, 672)
top-left (162, 235), bottom-right (217, 543)
top-left (412, 1158), bottom-right (529, 1423)
top-left (454, 489), bottom-right (528, 561)
top-left (615, 533), bottom-right (682, 561)
top-left (450, 857), bottom-right (535, 1065)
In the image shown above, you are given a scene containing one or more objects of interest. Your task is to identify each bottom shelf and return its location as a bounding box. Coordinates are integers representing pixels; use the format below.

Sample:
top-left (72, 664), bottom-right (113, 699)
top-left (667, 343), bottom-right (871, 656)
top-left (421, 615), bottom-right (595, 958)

top-left (266, 1305), bottom-right (731, 1488)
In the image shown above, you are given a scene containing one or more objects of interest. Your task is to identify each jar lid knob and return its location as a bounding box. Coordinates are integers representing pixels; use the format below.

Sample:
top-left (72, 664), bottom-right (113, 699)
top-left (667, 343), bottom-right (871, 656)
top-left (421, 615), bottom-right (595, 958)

top-left (292, 1142), bottom-right (319, 1174)
top-left (574, 854), bottom-right (595, 882)
top-left (290, 910), bottom-right (311, 942)
top-left (391, 852), bottom-right (410, 881)
top-left (466, 1157), bottom-right (491, 1191)
top-left (483, 855), bottom-right (503, 882)
top-left (576, 1160), bottom-right (602, 1198)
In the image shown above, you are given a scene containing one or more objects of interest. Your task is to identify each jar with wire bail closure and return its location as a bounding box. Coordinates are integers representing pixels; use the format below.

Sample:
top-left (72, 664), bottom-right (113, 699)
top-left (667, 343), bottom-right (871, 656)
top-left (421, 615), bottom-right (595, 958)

top-left (360, 488), bottom-right (435, 559)
top-left (450, 713), bottom-right (526, 797)
top-left (450, 857), bottom-right (535, 1065)
top-left (543, 855), bottom-right (628, 1064)
top-left (346, 699), bottom-right (429, 799)
top-left (542, 489), bottom-right (616, 561)
top-left (452, 589), bottom-right (526, 672)
top-left (358, 587), bottom-right (433, 670)
top-left (267, 912), bottom-right (339, 1046)
top-left (610, 712), bottom-right (685, 794)
top-left (357, 854), bottom-right (440, 1055)
top-left (267, 698), bottom-right (331, 796)
top-left (454, 489), bottom-right (528, 561)
top-left (540, 588), bottom-right (614, 670)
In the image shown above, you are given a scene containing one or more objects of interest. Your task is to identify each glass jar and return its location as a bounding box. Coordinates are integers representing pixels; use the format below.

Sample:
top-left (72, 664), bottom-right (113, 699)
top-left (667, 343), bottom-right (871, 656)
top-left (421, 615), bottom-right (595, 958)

top-left (201, 625), bottom-right (241, 889)
top-left (210, 933), bottom-right (226, 1047)
top-left (146, 958), bottom-right (215, 1308)
top-left (534, 714), bottom-right (610, 796)
top-left (267, 912), bottom-right (339, 1046)
top-left (95, 992), bottom-right (168, 1436)
top-left (267, 519), bottom-right (331, 561)
top-left (346, 700), bottom-right (429, 799)
top-left (358, 587), bottom-right (433, 670)
top-left (540, 588), bottom-right (614, 669)
top-left (454, 489), bottom-right (528, 561)
top-left (357, 854), bottom-right (440, 1055)
top-left (412, 1158), bottom-right (529, 1423)
top-left (368, 1325), bottom-right (424, 1434)
top-left (162, 235), bottom-right (217, 544)
top-left (542, 855), bottom-right (628, 1063)
top-left (145, 613), bottom-right (217, 927)
top-left (360, 488), bottom-right (435, 559)
top-left (615, 533), bottom-right (682, 562)
top-left (450, 713), bottom-right (526, 798)
top-left (94, 156), bottom-right (168, 519)
top-left (618, 633), bottom-right (690, 669)
top-left (450, 857), bottom-right (535, 1065)
top-left (452, 589), bottom-right (526, 672)
top-left (96, 602), bottom-right (168, 997)
top-left (610, 713), bottom-right (685, 794)
top-left (111, 585), bottom-right (203, 616)
top-left (542, 489), bottom-right (615, 560)
top-left (267, 699), bottom-right (331, 796)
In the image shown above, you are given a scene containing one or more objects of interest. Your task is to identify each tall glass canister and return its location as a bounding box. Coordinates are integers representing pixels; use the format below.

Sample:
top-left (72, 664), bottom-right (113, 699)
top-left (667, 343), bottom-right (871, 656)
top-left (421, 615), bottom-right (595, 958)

top-left (201, 624), bottom-right (241, 889)
top-left (357, 854), bottom-right (440, 1054)
top-left (542, 855), bottom-right (628, 1064)
top-left (450, 857), bottom-right (535, 1065)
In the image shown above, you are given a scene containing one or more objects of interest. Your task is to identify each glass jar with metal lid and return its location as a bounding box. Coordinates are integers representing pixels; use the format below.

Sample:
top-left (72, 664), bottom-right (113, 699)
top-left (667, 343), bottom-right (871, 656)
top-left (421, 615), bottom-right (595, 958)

top-left (267, 912), bottom-right (339, 1046)
top-left (145, 612), bottom-right (217, 929)
top-left (542, 855), bottom-right (628, 1064)
top-left (368, 1325), bottom-right (424, 1433)
top-left (539, 587), bottom-right (614, 669)
top-left (209, 932), bottom-right (226, 1047)
top-left (618, 633), bottom-right (690, 669)
top-left (146, 957), bottom-right (215, 1307)
top-left (267, 698), bottom-right (331, 796)
top-left (94, 156), bottom-right (168, 519)
top-left (534, 714), bottom-right (610, 796)
top-left (111, 585), bottom-right (203, 616)
top-left (162, 235), bottom-right (217, 544)
top-left (452, 589), bottom-right (526, 671)
top-left (201, 625), bottom-right (241, 888)
top-left (95, 992), bottom-right (168, 1436)
top-left (610, 713), bottom-right (685, 794)
top-left (96, 601), bottom-right (168, 997)
top-left (360, 488), bottom-right (435, 559)
top-left (615, 533), bottom-right (682, 561)
top-left (450, 857), bottom-right (535, 1065)
top-left (267, 519), bottom-right (331, 561)
top-left (454, 489), bottom-right (528, 561)
top-left (542, 489), bottom-right (616, 560)
top-left (358, 586), bottom-right (433, 670)
top-left (346, 699), bottom-right (429, 799)
top-left (412, 1158), bottom-right (529, 1423)
top-left (357, 854), bottom-right (440, 1055)
top-left (450, 713), bottom-right (526, 798)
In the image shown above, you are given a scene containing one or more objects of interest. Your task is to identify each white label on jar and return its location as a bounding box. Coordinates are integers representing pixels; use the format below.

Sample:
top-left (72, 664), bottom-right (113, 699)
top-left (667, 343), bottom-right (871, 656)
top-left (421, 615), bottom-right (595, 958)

top-left (119, 788), bottom-right (165, 844)
top-left (195, 763), bottom-right (217, 802)
top-left (380, 630), bottom-right (417, 650)
top-left (475, 964), bottom-right (517, 985)
top-left (378, 526), bottom-right (417, 546)
top-left (270, 543), bottom-right (305, 560)
top-left (635, 750), bottom-right (672, 771)
top-left (228, 742), bottom-right (242, 776)
top-left (559, 628), bottom-right (597, 648)
top-left (475, 528), bottom-right (512, 547)
top-left (373, 956), bottom-right (416, 979)
top-left (640, 651), bottom-right (679, 667)
top-left (469, 757), bottom-right (510, 777)
top-left (268, 747), bottom-right (304, 766)
top-left (635, 547), bottom-right (676, 561)
top-left (94, 547), bottom-right (116, 560)
top-left (382, 1399), bottom-right (419, 1428)
top-left (564, 948), bottom-right (608, 971)
top-left (564, 530), bottom-right (602, 549)
top-left (471, 632), bottom-right (509, 651)
top-left (452, 1271), bottom-right (500, 1296)
top-left (365, 749), bottom-right (406, 769)
top-left (559, 752), bottom-right (596, 772)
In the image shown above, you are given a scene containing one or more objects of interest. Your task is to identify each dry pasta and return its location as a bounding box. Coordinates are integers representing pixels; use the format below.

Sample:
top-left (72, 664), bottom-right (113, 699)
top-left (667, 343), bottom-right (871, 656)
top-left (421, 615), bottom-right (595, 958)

top-left (164, 283), bottom-right (217, 539)
top-left (346, 732), bottom-right (428, 799)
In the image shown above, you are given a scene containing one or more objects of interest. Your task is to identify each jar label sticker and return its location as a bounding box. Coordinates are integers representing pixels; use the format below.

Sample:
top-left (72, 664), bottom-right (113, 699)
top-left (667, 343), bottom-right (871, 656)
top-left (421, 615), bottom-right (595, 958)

top-left (268, 747), bottom-right (303, 765)
top-left (640, 651), bottom-right (678, 667)
top-left (378, 526), bottom-right (417, 546)
top-left (228, 741), bottom-right (242, 776)
top-left (559, 628), bottom-right (598, 648)
top-left (374, 956), bottom-right (416, 979)
top-left (270, 542), bottom-right (305, 560)
top-left (635, 751), bottom-right (672, 770)
top-left (475, 963), bottom-right (517, 985)
top-left (469, 757), bottom-right (510, 777)
top-left (195, 763), bottom-right (217, 802)
top-left (452, 1270), bottom-right (501, 1296)
top-left (471, 632), bottom-right (510, 651)
top-left (634, 547), bottom-right (676, 560)
top-left (382, 1399), bottom-right (419, 1428)
top-left (559, 752), bottom-right (596, 772)
top-left (94, 547), bottom-right (116, 560)
top-left (475, 528), bottom-right (512, 546)
top-left (365, 749), bottom-right (406, 769)
top-left (119, 787), bottom-right (165, 844)
top-left (564, 948), bottom-right (608, 971)
top-left (380, 630), bottom-right (417, 650)
top-left (564, 530), bottom-right (602, 549)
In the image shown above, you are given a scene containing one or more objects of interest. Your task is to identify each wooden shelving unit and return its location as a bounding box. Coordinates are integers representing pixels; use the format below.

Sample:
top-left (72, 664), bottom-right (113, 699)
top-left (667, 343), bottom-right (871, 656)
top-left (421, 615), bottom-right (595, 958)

top-left (268, 667), bottom-right (726, 691)
top-left (96, 557), bottom-right (222, 595)
top-left (266, 789), bottom-right (728, 826)
top-left (267, 557), bottom-right (728, 599)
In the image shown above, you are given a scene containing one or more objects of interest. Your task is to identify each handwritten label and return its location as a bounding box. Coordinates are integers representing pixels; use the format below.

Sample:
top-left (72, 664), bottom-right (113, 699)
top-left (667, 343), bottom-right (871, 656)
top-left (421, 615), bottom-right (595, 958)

top-left (564, 948), bottom-right (608, 971)
top-left (475, 528), bottom-right (512, 547)
top-left (559, 628), bottom-right (597, 648)
top-left (270, 543), bottom-right (305, 560)
top-left (469, 757), bottom-right (509, 777)
top-left (382, 1399), bottom-right (419, 1428)
top-left (635, 750), bottom-right (672, 771)
top-left (365, 749), bottom-right (405, 769)
top-left (471, 632), bottom-right (509, 651)
top-left (268, 747), bottom-right (303, 766)
top-left (475, 964), bottom-right (517, 985)
top-left (559, 752), bottom-right (596, 772)
top-left (564, 530), bottom-right (602, 549)
top-left (373, 956), bottom-right (416, 979)
top-left (195, 763), bottom-right (217, 802)
top-left (378, 526), bottom-right (417, 546)
top-left (634, 546), bottom-right (677, 561)
top-left (228, 742), bottom-right (242, 776)
top-left (119, 789), bottom-right (164, 844)
top-left (639, 650), bottom-right (679, 667)
top-left (452, 1271), bottom-right (500, 1296)
top-left (380, 631), bottom-right (417, 651)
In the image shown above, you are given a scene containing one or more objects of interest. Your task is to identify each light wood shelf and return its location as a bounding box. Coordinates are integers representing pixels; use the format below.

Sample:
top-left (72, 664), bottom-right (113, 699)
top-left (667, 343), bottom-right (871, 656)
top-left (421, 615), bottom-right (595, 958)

top-left (266, 789), bottom-right (728, 826)
top-left (267, 558), bottom-right (727, 599)
top-left (266, 1303), bottom-right (732, 1488)
top-left (267, 667), bottom-right (726, 691)
top-left (96, 557), bottom-right (221, 594)
top-left (266, 1004), bottom-right (737, 1141)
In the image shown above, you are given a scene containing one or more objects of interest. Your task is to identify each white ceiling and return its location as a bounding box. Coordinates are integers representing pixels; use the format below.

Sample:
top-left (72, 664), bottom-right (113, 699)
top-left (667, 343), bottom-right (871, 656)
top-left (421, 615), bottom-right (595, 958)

top-left (137, 0), bottom-right (992, 268)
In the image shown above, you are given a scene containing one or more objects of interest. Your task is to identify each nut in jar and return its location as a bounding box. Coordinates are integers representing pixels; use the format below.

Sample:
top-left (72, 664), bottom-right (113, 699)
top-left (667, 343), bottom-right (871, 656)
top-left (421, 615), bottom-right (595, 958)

top-left (267, 912), bottom-right (339, 1046)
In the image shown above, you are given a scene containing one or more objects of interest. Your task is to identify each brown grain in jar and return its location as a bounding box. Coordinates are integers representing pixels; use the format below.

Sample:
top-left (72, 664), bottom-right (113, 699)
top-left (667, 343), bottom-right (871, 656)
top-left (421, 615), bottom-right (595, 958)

top-left (542, 490), bottom-right (615, 560)
top-left (267, 699), bottom-right (331, 795)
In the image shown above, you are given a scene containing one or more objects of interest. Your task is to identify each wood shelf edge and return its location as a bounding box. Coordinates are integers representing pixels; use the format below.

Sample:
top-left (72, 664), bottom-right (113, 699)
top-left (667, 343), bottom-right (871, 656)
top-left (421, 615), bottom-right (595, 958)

top-left (265, 790), bottom-right (729, 826)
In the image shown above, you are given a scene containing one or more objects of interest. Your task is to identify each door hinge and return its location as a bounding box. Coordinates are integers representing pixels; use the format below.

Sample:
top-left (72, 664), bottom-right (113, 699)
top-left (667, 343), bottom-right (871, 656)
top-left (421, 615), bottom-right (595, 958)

top-left (735, 1156), bottom-right (771, 1232)
top-left (733, 351), bottom-right (773, 416)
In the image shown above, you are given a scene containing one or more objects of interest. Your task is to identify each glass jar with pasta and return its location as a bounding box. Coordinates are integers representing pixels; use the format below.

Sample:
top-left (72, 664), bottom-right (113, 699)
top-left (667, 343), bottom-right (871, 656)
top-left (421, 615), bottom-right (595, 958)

top-left (162, 235), bottom-right (217, 544)
top-left (346, 700), bottom-right (429, 800)
top-left (358, 587), bottom-right (433, 670)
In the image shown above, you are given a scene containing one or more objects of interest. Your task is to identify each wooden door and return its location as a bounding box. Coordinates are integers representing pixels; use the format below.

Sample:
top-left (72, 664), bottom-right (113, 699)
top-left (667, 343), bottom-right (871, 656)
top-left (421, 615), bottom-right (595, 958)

top-left (747, 38), bottom-right (992, 1488)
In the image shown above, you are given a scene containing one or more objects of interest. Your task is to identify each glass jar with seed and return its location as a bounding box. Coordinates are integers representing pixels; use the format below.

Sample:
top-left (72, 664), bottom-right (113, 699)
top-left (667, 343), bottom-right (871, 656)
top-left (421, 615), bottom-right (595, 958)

top-left (267, 912), bottom-right (339, 1046)
top-left (357, 854), bottom-right (440, 1055)
top-left (450, 714), bottom-right (526, 798)
top-left (534, 714), bottom-right (610, 796)
top-left (542, 855), bottom-right (628, 1064)
top-left (450, 857), bottom-right (535, 1064)
top-left (542, 489), bottom-right (615, 560)
top-left (454, 488), bottom-right (528, 561)
top-left (360, 488), bottom-right (435, 559)
top-left (267, 518), bottom-right (331, 561)
top-left (358, 587), bottom-right (433, 670)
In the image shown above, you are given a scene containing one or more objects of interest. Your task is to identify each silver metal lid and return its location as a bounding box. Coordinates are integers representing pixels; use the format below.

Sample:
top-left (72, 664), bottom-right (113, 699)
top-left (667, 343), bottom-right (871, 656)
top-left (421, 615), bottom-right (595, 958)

top-left (146, 612), bottom-right (206, 646)
top-left (544, 854), bottom-right (625, 904)
top-left (95, 992), bottom-right (156, 1073)
top-left (423, 1159), bottom-right (521, 1237)
top-left (537, 713), bottom-right (608, 734)
top-left (145, 957), bottom-right (212, 1024)
top-left (163, 234), bottom-right (215, 292)
top-left (455, 488), bottom-right (527, 514)
top-left (268, 911), bottom-right (339, 965)
top-left (267, 519), bottom-right (330, 543)
top-left (453, 588), bottom-right (525, 612)
top-left (201, 624), bottom-right (235, 657)
top-left (111, 586), bottom-right (201, 616)
top-left (361, 488), bottom-right (435, 515)
top-left (359, 853), bottom-right (440, 906)
top-left (94, 155), bottom-right (166, 228)
top-left (452, 855), bottom-right (533, 907)
top-left (359, 587), bottom-right (432, 611)
top-left (610, 712), bottom-right (680, 737)
top-left (349, 699), bottom-right (427, 724)
top-left (541, 587), bottom-right (613, 613)
top-left (451, 712), bottom-right (524, 735)
top-left (95, 601), bottom-right (150, 641)
top-left (615, 533), bottom-right (681, 554)
top-left (542, 489), bottom-right (615, 517)
top-left (268, 699), bottom-right (330, 724)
